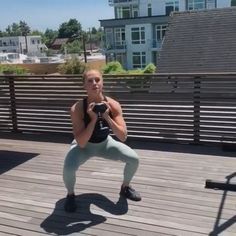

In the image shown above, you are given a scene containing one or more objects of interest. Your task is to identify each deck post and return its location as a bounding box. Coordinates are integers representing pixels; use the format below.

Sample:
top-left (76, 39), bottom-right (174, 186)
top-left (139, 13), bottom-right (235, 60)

top-left (8, 76), bottom-right (18, 132)
top-left (193, 76), bottom-right (201, 144)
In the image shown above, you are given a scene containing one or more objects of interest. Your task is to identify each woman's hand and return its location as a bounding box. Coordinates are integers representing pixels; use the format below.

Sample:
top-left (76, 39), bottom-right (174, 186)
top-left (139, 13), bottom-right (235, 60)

top-left (101, 101), bottom-right (111, 120)
top-left (87, 102), bottom-right (98, 121)
top-left (101, 99), bottom-right (127, 142)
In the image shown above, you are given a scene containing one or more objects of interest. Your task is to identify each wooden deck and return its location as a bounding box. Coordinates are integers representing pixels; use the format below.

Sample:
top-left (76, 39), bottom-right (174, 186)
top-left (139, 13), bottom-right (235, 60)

top-left (0, 132), bottom-right (235, 236)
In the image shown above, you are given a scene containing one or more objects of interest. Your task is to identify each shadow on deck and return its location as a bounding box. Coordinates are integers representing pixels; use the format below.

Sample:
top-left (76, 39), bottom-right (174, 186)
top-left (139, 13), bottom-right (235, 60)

top-left (0, 150), bottom-right (39, 174)
top-left (41, 194), bottom-right (127, 235)
top-left (1, 131), bottom-right (235, 157)
top-left (0, 131), bottom-right (235, 235)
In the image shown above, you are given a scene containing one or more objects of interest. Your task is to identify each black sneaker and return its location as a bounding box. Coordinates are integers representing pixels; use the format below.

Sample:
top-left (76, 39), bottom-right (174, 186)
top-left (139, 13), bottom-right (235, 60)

top-left (64, 194), bottom-right (77, 212)
top-left (120, 186), bottom-right (142, 201)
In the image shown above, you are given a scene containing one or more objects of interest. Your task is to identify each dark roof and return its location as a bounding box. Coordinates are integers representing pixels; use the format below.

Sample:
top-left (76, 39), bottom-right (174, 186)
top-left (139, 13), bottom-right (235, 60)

top-left (100, 15), bottom-right (168, 27)
top-left (50, 38), bottom-right (70, 49)
top-left (157, 7), bottom-right (236, 73)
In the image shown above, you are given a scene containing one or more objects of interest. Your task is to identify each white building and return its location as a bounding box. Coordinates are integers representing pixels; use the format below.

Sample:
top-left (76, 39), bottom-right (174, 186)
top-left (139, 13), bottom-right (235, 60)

top-left (0, 35), bottom-right (47, 56)
top-left (100, 0), bottom-right (231, 70)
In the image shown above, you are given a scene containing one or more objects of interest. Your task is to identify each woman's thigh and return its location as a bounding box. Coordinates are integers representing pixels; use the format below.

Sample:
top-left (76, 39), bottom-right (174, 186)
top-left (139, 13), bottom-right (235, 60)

top-left (98, 136), bottom-right (138, 162)
top-left (64, 143), bottom-right (94, 171)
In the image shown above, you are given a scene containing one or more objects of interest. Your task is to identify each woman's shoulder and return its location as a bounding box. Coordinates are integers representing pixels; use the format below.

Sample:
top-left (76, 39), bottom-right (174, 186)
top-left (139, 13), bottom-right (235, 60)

top-left (71, 99), bottom-right (84, 113)
top-left (106, 96), bottom-right (119, 105)
top-left (105, 96), bottom-right (122, 112)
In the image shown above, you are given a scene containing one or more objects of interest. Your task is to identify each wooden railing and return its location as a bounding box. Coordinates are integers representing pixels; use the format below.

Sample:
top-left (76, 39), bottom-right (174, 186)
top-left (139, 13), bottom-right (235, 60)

top-left (1, 73), bottom-right (236, 145)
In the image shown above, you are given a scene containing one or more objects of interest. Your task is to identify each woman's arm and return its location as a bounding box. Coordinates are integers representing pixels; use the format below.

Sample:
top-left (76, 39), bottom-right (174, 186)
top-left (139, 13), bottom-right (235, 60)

top-left (71, 101), bottom-right (97, 148)
top-left (102, 98), bottom-right (127, 142)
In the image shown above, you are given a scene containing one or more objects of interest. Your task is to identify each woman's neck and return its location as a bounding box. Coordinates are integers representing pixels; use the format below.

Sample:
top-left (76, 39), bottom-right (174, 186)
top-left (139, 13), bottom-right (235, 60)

top-left (87, 93), bottom-right (105, 103)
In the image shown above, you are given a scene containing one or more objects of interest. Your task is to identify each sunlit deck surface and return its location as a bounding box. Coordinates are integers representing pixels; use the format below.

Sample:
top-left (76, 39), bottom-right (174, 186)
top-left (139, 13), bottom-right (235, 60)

top-left (0, 132), bottom-right (236, 236)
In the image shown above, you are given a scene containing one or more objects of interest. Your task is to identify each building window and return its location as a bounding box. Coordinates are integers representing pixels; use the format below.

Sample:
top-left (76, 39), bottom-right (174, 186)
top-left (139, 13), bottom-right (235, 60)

top-left (116, 53), bottom-right (126, 66)
top-left (187, 0), bottom-right (205, 10)
top-left (132, 5), bottom-right (139, 17)
top-left (131, 27), bottom-right (145, 44)
top-left (132, 52), bottom-right (146, 69)
top-left (114, 28), bottom-right (125, 48)
top-left (105, 28), bottom-right (113, 49)
top-left (148, 3), bottom-right (152, 16)
top-left (156, 25), bottom-right (167, 41)
top-left (116, 6), bottom-right (131, 18)
top-left (115, 5), bottom-right (138, 18)
top-left (206, 0), bottom-right (216, 8)
top-left (188, 0), bottom-right (216, 9)
top-left (165, 1), bottom-right (179, 15)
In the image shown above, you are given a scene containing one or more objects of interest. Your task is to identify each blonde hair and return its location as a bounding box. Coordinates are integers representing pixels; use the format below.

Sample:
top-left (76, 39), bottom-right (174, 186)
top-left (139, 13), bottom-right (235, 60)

top-left (82, 69), bottom-right (103, 83)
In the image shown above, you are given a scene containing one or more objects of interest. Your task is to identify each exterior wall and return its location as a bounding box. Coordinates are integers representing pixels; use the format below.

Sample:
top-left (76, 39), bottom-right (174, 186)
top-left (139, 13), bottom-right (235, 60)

top-left (0, 36), bottom-right (46, 56)
top-left (139, 0), bottom-right (166, 16)
top-left (217, 0), bottom-right (231, 8)
top-left (126, 23), bottom-right (152, 68)
top-left (101, 0), bottom-right (232, 70)
top-left (27, 36), bottom-right (46, 56)
top-left (140, 0), bottom-right (231, 17)
top-left (0, 36), bottom-right (21, 53)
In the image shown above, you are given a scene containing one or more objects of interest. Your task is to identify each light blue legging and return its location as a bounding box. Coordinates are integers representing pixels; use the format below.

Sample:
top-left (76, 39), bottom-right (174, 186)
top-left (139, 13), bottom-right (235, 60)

top-left (63, 135), bottom-right (139, 194)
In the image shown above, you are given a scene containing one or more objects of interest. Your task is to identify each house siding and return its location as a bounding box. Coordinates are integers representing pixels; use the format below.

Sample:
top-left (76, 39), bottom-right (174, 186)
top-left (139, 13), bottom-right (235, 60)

top-left (100, 0), bottom-right (231, 70)
top-left (0, 36), bottom-right (46, 56)
top-left (157, 7), bottom-right (236, 73)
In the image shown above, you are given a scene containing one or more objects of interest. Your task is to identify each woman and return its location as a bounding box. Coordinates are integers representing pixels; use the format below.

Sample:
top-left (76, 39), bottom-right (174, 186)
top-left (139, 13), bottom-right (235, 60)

top-left (63, 69), bottom-right (141, 212)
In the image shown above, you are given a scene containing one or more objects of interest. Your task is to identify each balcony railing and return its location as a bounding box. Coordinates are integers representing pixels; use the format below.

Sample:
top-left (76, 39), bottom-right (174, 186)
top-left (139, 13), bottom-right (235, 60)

top-left (152, 39), bottom-right (163, 49)
top-left (104, 40), bottom-right (163, 51)
top-left (105, 42), bottom-right (126, 50)
top-left (109, 0), bottom-right (139, 6)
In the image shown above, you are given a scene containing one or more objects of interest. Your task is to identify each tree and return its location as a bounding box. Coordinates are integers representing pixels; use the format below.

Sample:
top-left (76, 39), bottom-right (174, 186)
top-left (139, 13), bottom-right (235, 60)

top-left (19, 21), bottom-right (31, 54)
top-left (232, 0), bottom-right (236, 6)
top-left (43, 28), bottom-right (58, 47)
top-left (4, 22), bottom-right (29, 37)
top-left (57, 57), bottom-right (86, 74)
top-left (5, 23), bottom-right (21, 36)
top-left (60, 39), bottom-right (82, 54)
top-left (91, 27), bottom-right (104, 48)
top-left (91, 27), bottom-right (97, 34)
top-left (5, 26), bottom-right (11, 35)
top-left (30, 30), bottom-right (44, 36)
top-left (11, 23), bottom-right (21, 36)
top-left (58, 18), bottom-right (82, 38)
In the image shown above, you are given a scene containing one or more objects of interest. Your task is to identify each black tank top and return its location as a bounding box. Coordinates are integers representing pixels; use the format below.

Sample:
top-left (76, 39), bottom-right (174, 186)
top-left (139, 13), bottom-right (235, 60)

top-left (83, 97), bottom-right (111, 143)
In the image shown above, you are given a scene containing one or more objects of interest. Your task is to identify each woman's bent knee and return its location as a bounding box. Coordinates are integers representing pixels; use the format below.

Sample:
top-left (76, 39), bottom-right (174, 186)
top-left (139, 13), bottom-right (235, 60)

top-left (132, 154), bottom-right (139, 167)
top-left (126, 150), bottom-right (139, 167)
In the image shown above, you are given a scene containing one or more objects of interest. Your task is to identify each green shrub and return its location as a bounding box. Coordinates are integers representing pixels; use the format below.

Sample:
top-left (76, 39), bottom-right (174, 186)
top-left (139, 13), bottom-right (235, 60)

top-left (102, 61), bottom-right (156, 75)
top-left (0, 65), bottom-right (28, 75)
top-left (57, 57), bottom-right (86, 74)
top-left (143, 63), bottom-right (156, 73)
top-left (102, 61), bottom-right (126, 74)
top-left (127, 69), bottom-right (143, 74)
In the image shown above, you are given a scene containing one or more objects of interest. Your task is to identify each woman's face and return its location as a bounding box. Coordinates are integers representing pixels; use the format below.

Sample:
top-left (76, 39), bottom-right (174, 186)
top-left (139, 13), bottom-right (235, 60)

top-left (83, 70), bottom-right (103, 95)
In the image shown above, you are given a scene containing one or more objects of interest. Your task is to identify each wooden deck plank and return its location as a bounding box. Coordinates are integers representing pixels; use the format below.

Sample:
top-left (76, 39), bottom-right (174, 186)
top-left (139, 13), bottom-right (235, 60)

top-left (0, 133), bottom-right (236, 235)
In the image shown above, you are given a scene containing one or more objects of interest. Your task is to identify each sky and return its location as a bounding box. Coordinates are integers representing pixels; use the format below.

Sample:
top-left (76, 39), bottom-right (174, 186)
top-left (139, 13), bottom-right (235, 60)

top-left (0, 0), bottom-right (114, 32)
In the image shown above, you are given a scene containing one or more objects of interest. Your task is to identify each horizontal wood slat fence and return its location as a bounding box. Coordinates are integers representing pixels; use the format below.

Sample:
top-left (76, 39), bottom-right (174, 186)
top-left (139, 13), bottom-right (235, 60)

top-left (1, 73), bottom-right (236, 145)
